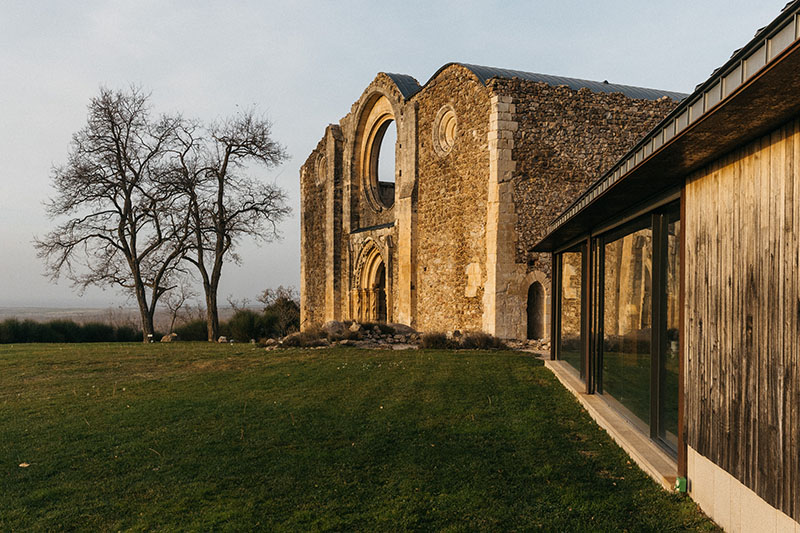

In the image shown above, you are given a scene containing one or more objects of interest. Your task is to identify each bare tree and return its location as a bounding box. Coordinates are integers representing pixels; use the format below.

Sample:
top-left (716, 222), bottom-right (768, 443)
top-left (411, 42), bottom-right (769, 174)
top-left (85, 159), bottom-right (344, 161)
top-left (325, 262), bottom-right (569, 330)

top-left (165, 278), bottom-right (195, 333)
top-left (35, 88), bottom-right (189, 342)
top-left (257, 285), bottom-right (300, 337)
top-left (175, 110), bottom-right (289, 341)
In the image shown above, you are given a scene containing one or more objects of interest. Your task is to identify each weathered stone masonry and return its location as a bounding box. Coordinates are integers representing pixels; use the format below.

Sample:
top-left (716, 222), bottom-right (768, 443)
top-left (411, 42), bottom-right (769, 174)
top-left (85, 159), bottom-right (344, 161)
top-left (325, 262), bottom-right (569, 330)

top-left (300, 63), bottom-right (683, 339)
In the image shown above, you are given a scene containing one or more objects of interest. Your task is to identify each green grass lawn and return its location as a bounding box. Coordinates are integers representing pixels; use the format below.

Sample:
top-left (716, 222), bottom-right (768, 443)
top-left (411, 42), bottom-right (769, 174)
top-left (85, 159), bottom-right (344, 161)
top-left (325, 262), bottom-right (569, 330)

top-left (0, 343), bottom-right (717, 531)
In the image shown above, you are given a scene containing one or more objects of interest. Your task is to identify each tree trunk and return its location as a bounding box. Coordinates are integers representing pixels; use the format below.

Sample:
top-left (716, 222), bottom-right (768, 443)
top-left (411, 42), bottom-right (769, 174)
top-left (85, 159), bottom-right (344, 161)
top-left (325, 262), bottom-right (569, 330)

top-left (134, 285), bottom-right (155, 343)
top-left (205, 287), bottom-right (219, 342)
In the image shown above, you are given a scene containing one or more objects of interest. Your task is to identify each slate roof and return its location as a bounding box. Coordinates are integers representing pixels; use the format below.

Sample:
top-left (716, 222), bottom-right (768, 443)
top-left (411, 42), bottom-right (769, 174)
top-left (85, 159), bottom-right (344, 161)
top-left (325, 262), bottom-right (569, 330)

top-left (383, 73), bottom-right (422, 99)
top-left (430, 62), bottom-right (688, 102)
top-left (382, 63), bottom-right (687, 102)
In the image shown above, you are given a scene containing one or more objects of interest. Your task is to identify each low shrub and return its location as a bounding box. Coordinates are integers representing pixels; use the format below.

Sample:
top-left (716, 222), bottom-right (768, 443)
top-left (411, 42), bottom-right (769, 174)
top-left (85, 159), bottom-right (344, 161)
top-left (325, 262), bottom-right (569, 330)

top-left (459, 331), bottom-right (506, 350)
top-left (420, 331), bottom-right (506, 350)
top-left (260, 289), bottom-right (300, 337)
top-left (47, 320), bottom-right (83, 342)
top-left (114, 325), bottom-right (141, 342)
top-left (174, 319), bottom-right (209, 341)
top-left (420, 332), bottom-right (452, 349)
top-left (81, 322), bottom-right (116, 343)
top-left (281, 329), bottom-right (328, 347)
top-left (228, 310), bottom-right (260, 342)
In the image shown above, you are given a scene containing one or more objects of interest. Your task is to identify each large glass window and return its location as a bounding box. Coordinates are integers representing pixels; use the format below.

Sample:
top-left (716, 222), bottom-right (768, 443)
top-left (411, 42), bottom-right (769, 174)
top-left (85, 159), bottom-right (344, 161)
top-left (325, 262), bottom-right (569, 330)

top-left (559, 250), bottom-right (583, 377)
top-left (658, 211), bottom-right (680, 449)
top-left (602, 221), bottom-right (653, 430)
top-left (554, 201), bottom-right (681, 455)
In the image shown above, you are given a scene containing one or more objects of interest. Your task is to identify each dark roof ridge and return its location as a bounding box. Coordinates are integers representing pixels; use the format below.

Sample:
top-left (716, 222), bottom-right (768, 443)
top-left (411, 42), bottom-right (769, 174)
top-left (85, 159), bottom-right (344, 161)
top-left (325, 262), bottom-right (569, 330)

top-left (425, 62), bottom-right (688, 102)
top-left (381, 72), bottom-right (422, 100)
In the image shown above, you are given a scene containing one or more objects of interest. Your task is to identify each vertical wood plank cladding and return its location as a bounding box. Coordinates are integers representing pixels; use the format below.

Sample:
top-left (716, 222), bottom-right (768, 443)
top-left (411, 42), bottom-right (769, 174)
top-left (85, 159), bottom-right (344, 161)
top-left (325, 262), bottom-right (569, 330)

top-left (685, 118), bottom-right (800, 521)
top-left (783, 119), bottom-right (798, 520)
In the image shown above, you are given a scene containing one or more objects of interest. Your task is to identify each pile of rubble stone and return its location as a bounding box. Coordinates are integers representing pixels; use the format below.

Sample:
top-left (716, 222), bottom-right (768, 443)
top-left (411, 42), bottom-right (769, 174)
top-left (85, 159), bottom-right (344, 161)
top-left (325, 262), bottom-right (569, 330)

top-left (504, 338), bottom-right (550, 353)
top-left (264, 321), bottom-right (420, 351)
top-left (265, 320), bottom-right (550, 353)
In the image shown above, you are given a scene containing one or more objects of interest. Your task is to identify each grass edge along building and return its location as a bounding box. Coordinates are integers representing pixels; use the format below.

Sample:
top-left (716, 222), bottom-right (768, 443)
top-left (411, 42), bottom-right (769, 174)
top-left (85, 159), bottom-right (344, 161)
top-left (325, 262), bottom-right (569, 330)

top-left (535, 2), bottom-right (800, 530)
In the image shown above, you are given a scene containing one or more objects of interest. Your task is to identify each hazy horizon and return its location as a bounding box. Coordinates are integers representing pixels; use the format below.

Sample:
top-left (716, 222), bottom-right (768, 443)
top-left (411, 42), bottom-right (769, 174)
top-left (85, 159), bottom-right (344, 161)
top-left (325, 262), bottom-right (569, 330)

top-left (0, 0), bottom-right (788, 309)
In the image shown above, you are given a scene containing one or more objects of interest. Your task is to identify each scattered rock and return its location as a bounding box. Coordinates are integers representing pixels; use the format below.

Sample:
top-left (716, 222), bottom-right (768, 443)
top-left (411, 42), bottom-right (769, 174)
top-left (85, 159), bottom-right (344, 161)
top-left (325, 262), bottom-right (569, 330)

top-left (323, 321), bottom-right (347, 337)
top-left (391, 343), bottom-right (418, 351)
top-left (387, 323), bottom-right (416, 335)
top-left (349, 322), bottom-right (362, 333)
top-left (263, 338), bottom-right (279, 347)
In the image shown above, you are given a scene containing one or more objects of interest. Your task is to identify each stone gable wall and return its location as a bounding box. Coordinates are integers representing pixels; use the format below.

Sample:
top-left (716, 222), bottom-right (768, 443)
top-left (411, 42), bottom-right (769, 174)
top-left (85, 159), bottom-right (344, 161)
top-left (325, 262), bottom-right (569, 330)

top-left (413, 65), bottom-right (491, 332)
top-left (489, 79), bottom-right (679, 277)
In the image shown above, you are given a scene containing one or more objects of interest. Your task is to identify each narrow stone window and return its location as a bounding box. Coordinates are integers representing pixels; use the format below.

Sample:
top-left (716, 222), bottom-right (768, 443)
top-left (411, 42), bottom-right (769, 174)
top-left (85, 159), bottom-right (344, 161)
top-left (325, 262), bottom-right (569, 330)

top-left (527, 281), bottom-right (545, 339)
top-left (315, 154), bottom-right (327, 186)
top-left (372, 120), bottom-right (396, 208)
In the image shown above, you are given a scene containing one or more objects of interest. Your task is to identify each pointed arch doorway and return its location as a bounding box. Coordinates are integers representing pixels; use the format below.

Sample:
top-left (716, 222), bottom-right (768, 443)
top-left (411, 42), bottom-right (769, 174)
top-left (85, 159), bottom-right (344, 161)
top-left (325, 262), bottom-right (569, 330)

top-left (357, 244), bottom-right (388, 323)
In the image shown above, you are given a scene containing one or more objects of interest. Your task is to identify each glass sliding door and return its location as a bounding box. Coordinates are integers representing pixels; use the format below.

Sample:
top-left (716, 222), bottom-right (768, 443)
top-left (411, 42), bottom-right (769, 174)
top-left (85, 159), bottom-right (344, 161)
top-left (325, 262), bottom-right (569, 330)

top-left (558, 248), bottom-right (584, 378)
top-left (601, 219), bottom-right (653, 431)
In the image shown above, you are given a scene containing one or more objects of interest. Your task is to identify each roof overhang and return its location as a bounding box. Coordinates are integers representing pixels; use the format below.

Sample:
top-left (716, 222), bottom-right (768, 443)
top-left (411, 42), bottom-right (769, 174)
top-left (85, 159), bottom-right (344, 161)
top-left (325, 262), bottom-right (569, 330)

top-left (535, 11), bottom-right (800, 252)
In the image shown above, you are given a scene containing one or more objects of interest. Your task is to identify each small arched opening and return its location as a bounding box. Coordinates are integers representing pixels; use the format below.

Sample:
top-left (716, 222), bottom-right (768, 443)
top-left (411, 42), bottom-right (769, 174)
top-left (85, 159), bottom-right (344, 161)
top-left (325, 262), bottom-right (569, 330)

top-left (527, 281), bottom-right (545, 340)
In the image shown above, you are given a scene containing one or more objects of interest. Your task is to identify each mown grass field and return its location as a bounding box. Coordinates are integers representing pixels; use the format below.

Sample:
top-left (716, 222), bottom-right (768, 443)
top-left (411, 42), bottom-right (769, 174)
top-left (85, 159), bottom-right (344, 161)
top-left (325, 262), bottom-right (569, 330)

top-left (0, 343), bottom-right (718, 531)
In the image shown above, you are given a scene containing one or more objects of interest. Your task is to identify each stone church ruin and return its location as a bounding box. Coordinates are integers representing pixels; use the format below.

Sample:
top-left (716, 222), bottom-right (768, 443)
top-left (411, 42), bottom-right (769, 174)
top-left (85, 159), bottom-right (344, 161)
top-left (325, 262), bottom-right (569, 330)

top-left (300, 62), bottom-right (684, 339)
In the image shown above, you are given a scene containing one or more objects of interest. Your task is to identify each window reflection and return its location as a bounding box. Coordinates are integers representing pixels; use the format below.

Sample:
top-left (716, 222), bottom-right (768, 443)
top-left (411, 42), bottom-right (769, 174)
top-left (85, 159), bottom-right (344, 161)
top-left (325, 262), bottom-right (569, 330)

top-left (602, 225), bottom-right (653, 429)
top-left (560, 251), bottom-right (583, 376)
top-left (660, 215), bottom-right (680, 448)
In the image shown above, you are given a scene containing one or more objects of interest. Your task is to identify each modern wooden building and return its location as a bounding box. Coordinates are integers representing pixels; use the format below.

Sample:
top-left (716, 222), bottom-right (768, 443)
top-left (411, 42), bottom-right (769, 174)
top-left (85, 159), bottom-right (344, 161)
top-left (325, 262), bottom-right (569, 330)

top-left (535, 2), bottom-right (800, 530)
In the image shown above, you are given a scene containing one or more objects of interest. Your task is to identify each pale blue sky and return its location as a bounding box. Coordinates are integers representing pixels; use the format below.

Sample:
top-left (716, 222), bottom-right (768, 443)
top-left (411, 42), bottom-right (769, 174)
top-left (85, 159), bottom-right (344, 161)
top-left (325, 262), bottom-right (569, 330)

top-left (0, 0), bottom-right (788, 307)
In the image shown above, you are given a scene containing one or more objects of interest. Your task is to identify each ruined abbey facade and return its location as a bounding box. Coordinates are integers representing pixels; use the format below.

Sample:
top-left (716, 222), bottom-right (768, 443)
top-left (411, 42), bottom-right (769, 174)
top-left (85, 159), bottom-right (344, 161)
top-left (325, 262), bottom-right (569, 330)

top-left (300, 62), bottom-right (683, 339)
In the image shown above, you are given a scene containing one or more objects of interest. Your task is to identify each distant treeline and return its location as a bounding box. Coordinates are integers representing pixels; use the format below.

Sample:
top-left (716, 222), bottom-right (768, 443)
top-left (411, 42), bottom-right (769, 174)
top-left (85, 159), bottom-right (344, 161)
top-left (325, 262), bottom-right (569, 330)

top-left (0, 298), bottom-right (300, 344)
top-left (0, 319), bottom-right (141, 344)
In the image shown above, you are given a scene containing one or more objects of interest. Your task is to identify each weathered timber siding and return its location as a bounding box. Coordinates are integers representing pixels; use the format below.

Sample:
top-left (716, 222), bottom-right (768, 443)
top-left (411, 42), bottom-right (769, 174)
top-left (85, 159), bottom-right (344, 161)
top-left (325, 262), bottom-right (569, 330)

top-left (685, 117), bottom-right (800, 521)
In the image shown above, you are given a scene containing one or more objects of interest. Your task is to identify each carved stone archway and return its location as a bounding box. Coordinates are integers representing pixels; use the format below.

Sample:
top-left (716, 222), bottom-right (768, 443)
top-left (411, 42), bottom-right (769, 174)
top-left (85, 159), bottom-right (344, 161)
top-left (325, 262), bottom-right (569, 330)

top-left (351, 240), bottom-right (390, 323)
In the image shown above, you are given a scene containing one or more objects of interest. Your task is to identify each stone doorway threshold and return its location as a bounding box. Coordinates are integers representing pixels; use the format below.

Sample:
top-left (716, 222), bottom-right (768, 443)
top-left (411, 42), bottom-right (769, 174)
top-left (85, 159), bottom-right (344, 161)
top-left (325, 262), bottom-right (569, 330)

top-left (544, 359), bottom-right (678, 492)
